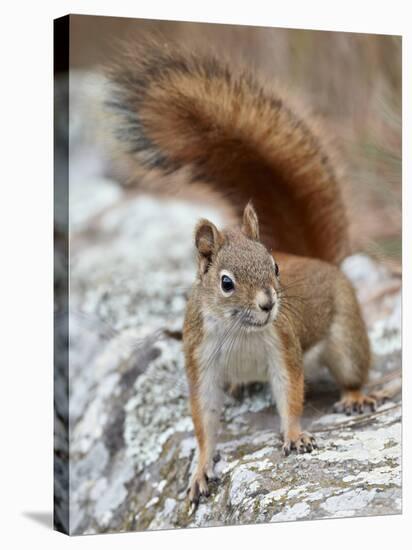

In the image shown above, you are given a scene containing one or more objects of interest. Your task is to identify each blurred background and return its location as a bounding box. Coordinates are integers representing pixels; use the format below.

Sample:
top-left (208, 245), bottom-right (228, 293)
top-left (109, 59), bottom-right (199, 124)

top-left (67, 15), bottom-right (402, 269)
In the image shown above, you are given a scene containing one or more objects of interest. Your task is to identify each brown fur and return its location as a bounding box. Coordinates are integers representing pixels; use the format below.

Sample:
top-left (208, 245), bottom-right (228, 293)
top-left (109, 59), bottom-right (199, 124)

top-left (182, 205), bottom-right (372, 501)
top-left (108, 37), bottom-right (349, 264)
top-left (107, 39), bottom-right (374, 504)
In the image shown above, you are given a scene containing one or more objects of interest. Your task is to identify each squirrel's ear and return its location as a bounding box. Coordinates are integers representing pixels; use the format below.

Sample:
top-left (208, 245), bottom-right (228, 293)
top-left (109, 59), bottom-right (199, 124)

top-left (242, 202), bottom-right (260, 241)
top-left (195, 219), bottom-right (223, 274)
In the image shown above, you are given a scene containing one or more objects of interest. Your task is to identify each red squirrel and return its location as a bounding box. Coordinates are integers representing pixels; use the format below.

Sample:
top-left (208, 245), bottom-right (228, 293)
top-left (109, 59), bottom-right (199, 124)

top-left (108, 38), bottom-right (381, 504)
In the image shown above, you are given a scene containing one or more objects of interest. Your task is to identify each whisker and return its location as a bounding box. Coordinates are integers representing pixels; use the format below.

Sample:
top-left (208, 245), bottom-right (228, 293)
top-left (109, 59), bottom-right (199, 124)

top-left (203, 312), bottom-right (245, 370)
top-left (279, 291), bottom-right (310, 303)
top-left (278, 278), bottom-right (307, 292)
top-left (225, 309), bottom-right (250, 381)
top-left (278, 301), bottom-right (304, 324)
top-left (226, 309), bottom-right (249, 369)
top-left (279, 296), bottom-right (303, 314)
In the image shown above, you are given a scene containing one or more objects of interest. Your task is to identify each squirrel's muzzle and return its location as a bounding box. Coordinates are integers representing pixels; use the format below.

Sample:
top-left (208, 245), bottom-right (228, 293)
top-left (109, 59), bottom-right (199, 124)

top-left (256, 288), bottom-right (276, 313)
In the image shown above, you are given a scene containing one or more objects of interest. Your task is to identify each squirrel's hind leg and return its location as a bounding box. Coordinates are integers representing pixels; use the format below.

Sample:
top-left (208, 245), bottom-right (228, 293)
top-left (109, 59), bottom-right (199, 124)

top-left (322, 335), bottom-right (381, 415)
top-left (321, 284), bottom-right (386, 415)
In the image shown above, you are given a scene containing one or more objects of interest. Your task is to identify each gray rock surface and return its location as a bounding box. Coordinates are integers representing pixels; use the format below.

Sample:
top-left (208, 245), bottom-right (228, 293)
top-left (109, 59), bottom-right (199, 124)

top-left (56, 72), bottom-right (402, 535)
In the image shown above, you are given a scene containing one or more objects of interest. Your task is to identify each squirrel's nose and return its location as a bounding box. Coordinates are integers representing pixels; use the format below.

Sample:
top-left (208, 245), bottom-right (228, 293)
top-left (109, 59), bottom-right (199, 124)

top-left (259, 299), bottom-right (274, 312)
top-left (256, 289), bottom-right (275, 313)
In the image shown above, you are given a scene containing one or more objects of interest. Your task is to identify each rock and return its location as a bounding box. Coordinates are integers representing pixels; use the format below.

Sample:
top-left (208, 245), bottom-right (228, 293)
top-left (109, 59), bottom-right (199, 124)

top-left (64, 188), bottom-right (401, 534)
top-left (54, 72), bottom-right (402, 535)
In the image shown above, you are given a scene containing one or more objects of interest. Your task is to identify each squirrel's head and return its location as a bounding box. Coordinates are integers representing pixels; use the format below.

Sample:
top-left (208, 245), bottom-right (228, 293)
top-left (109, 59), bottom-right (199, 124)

top-left (194, 202), bottom-right (281, 330)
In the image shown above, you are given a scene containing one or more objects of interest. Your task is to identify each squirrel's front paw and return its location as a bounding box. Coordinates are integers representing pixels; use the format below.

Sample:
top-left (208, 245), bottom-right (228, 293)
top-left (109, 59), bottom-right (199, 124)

top-left (188, 464), bottom-right (217, 505)
top-left (283, 432), bottom-right (317, 456)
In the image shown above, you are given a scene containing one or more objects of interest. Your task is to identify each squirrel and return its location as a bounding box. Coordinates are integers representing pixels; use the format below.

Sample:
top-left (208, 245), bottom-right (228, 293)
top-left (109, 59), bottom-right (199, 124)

top-left (107, 37), bottom-right (382, 505)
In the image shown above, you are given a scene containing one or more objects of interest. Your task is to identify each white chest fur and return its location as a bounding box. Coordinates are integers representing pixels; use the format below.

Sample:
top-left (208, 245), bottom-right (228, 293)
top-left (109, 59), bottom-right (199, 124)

top-left (197, 314), bottom-right (283, 385)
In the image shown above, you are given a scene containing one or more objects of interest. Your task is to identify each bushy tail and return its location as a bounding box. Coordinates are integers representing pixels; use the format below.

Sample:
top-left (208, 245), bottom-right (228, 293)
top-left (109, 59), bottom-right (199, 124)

top-left (107, 38), bottom-right (349, 264)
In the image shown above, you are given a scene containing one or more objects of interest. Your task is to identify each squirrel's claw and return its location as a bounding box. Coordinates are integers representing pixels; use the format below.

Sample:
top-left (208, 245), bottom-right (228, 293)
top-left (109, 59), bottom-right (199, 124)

top-left (188, 463), bottom-right (218, 505)
top-left (188, 474), bottom-right (209, 505)
top-left (333, 390), bottom-right (388, 416)
top-left (283, 432), bottom-right (316, 456)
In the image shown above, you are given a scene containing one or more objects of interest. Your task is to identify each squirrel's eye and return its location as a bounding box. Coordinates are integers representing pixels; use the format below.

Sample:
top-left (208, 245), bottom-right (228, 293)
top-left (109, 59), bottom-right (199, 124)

top-left (221, 275), bottom-right (235, 293)
top-left (271, 256), bottom-right (280, 277)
